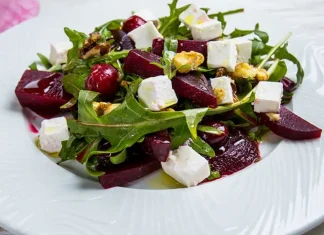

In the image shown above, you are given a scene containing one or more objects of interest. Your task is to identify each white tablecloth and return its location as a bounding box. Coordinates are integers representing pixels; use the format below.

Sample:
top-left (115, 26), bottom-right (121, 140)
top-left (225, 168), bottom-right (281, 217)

top-left (0, 0), bottom-right (323, 234)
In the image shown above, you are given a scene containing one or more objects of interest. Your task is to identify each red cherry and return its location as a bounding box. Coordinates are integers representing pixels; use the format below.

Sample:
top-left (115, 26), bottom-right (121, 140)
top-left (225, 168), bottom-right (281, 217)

top-left (198, 121), bottom-right (229, 148)
top-left (122, 15), bottom-right (146, 33)
top-left (85, 64), bottom-right (119, 97)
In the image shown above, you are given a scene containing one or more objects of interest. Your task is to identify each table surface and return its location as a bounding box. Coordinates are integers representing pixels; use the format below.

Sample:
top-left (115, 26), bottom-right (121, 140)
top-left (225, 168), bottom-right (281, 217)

top-left (1, 0), bottom-right (324, 234)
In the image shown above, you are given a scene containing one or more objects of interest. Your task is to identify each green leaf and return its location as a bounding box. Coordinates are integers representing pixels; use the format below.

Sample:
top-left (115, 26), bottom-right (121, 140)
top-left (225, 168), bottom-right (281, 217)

top-left (28, 62), bottom-right (38, 70)
top-left (229, 23), bottom-right (269, 43)
top-left (162, 38), bottom-right (178, 78)
top-left (234, 107), bottom-right (257, 125)
top-left (274, 42), bottom-right (304, 85)
top-left (48, 64), bottom-right (63, 72)
top-left (182, 108), bottom-right (208, 139)
top-left (189, 137), bottom-right (215, 157)
top-left (62, 74), bottom-right (87, 98)
top-left (208, 170), bottom-right (221, 180)
top-left (248, 125), bottom-right (269, 142)
top-left (60, 97), bottom-right (77, 110)
top-left (94, 19), bottom-right (124, 32)
top-left (207, 92), bottom-right (255, 115)
top-left (158, 0), bottom-right (190, 37)
top-left (268, 60), bottom-right (287, 82)
top-left (64, 27), bottom-right (87, 62)
top-left (68, 90), bottom-right (197, 153)
top-left (110, 149), bottom-right (127, 164)
top-left (196, 67), bottom-right (216, 73)
top-left (59, 135), bottom-right (87, 163)
top-left (37, 53), bottom-right (52, 69)
top-left (197, 125), bottom-right (223, 135)
top-left (63, 58), bottom-right (91, 75)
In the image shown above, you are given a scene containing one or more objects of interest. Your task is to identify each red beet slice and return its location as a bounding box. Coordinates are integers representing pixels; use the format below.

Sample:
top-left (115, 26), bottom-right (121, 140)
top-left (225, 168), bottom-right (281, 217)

top-left (258, 106), bottom-right (322, 140)
top-left (98, 157), bottom-right (160, 189)
top-left (151, 39), bottom-right (208, 58)
top-left (15, 70), bottom-right (72, 118)
top-left (208, 130), bottom-right (260, 177)
top-left (152, 38), bottom-right (164, 56)
top-left (123, 49), bottom-right (164, 78)
top-left (172, 72), bottom-right (217, 108)
top-left (141, 130), bottom-right (171, 162)
top-left (177, 40), bottom-right (208, 58)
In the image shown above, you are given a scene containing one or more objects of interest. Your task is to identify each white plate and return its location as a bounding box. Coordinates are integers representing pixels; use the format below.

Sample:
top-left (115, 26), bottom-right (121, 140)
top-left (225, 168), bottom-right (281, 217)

top-left (1, 0), bottom-right (324, 234)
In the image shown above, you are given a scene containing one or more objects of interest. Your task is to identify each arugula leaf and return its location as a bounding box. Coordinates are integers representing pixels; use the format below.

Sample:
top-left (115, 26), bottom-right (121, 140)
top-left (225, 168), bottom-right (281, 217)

top-left (60, 98), bottom-right (77, 109)
top-left (274, 42), bottom-right (304, 85)
top-left (64, 27), bottom-right (87, 62)
top-left (48, 64), bottom-right (63, 72)
top-left (197, 125), bottom-right (223, 135)
top-left (68, 90), bottom-right (203, 153)
top-left (110, 149), bottom-right (127, 164)
top-left (63, 58), bottom-right (91, 75)
top-left (190, 137), bottom-right (215, 157)
top-left (94, 19), bottom-right (123, 33)
top-left (28, 62), bottom-right (38, 70)
top-left (59, 135), bottom-right (87, 163)
top-left (234, 107), bottom-right (257, 126)
top-left (182, 108), bottom-right (208, 139)
top-left (268, 60), bottom-right (287, 82)
top-left (229, 24), bottom-right (269, 43)
top-left (248, 125), bottom-right (269, 142)
top-left (159, 0), bottom-right (190, 37)
top-left (208, 170), bottom-right (221, 180)
top-left (62, 74), bottom-right (87, 98)
top-left (36, 53), bottom-right (52, 69)
top-left (221, 120), bottom-right (250, 128)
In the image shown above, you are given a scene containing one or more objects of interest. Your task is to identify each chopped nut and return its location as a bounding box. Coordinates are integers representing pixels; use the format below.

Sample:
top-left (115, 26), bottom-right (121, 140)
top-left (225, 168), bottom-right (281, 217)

top-left (93, 102), bottom-right (120, 116)
top-left (215, 67), bottom-right (227, 77)
top-left (232, 62), bottom-right (269, 81)
top-left (266, 113), bottom-right (281, 122)
top-left (81, 42), bottom-right (110, 59)
top-left (173, 51), bottom-right (204, 73)
top-left (213, 88), bottom-right (226, 104)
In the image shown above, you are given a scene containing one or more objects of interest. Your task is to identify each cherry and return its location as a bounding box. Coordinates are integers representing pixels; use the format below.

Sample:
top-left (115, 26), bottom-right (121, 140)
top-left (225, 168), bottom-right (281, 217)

top-left (122, 15), bottom-right (146, 33)
top-left (85, 64), bottom-right (119, 97)
top-left (198, 121), bottom-right (229, 148)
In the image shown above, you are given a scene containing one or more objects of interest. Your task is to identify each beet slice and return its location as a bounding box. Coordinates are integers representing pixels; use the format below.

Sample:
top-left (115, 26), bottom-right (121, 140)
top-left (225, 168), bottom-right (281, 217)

top-left (208, 130), bottom-right (260, 177)
top-left (141, 130), bottom-right (171, 162)
top-left (151, 39), bottom-right (208, 58)
top-left (98, 156), bottom-right (160, 189)
top-left (258, 106), bottom-right (322, 140)
top-left (177, 40), bottom-right (208, 58)
top-left (15, 70), bottom-right (72, 118)
top-left (123, 49), bottom-right (164, 78)
top-left (172, 72), bottom-right (217, 108)
top-left (152, 38), bottom-right (164, 56)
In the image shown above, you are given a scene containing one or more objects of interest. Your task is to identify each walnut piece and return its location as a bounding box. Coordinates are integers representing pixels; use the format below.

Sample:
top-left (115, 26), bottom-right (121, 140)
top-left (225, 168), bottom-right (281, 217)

top-left (93, 102), bottom-right (120, 116)
top-left (232, 62), bottom-right (269, 81)
top-left (173, 51), bottom-right (204, 73)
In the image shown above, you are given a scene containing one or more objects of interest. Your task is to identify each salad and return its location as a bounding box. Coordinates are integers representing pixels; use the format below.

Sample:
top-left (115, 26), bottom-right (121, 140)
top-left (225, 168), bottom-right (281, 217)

top-left (14, 0), bottom-right (322, 189)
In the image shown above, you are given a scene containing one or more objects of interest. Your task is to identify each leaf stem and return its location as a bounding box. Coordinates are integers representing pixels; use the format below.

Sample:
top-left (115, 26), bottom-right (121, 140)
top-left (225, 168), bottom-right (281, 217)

top-left (208, 8), bottom-right (244, 18)
top-left (258, 32), bottom-right (292, 69)
top-left (266, 58), bottom-right (280, 77)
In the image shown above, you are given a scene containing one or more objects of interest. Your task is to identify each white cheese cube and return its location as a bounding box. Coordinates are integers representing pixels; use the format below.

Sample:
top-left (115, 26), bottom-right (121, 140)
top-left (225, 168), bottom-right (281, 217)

top-left (134, 9), bottom-right (159, 26)
top-left (49, 42), bottom-right (72, 65)
top-left (254, 81), bottom-right (283, 113)
top-left (138, 75), bottom-right (178, 111)
top-left (231, 38), bottom-right (252, 63)
top-left (179, 4), bottom-right (210, 27)
top-left (207, 40), bottom-right (237, 72)
top-left (161, 146), bottom-right (210, 187)
top-left (128, 21), bottom-right (163, 49)
top-left (39, 117), bottom-right (70, 153)
top-left (190, 20), bottom-right (222, 41)
top-left (210, 76), bottom-right (234, 105)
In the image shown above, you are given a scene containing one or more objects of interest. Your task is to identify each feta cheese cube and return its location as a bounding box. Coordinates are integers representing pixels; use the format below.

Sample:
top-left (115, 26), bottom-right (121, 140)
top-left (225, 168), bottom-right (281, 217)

top-left (39, 117), bottom-right (70, 153)
top-left (128, 21), bottom-right (163, 49)
top-left (254, 81), bottom-right (283, 113)
top-left (210, 76), bottom-right (234, 105)
top-left (231, 38), bottom-right (252, 63)
top-left (207, 40), bottom-right (237, 72)
top-left (179, 4), bottom-right (210, 27)
top-left (161, 146), bottom-right (210, 187)
top-left (190, 20), bottom-right (222, 41)
top-left (138, 75), bottom-right (178, 111)
top-left (49, 42), bottom-right (72, 65)
top-left (134, 9), bottom-right (159, 26)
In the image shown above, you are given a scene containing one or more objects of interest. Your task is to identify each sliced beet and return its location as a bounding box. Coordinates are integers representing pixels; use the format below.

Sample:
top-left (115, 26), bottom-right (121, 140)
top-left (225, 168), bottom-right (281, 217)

top-left (15, 70), bottom-right (72, 118)
top-left (281, 77), bottom-right (297, 92)
top-left (258, 106), bottom-right (322, 140)
top-left (141, 130), bottom-right (171, 162)
top-left (123, 49), bottom-right (164, 78)
top-left (98, 156), bottom-right (160, 189)
top-left (172, 72), bottom-right (217, 108)
top-left (177, 40), bottom-right (208, 58)
top-left (208, 130), bottom-right (260, 177)
top-left (152, 38), bottom-right (164, 56)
